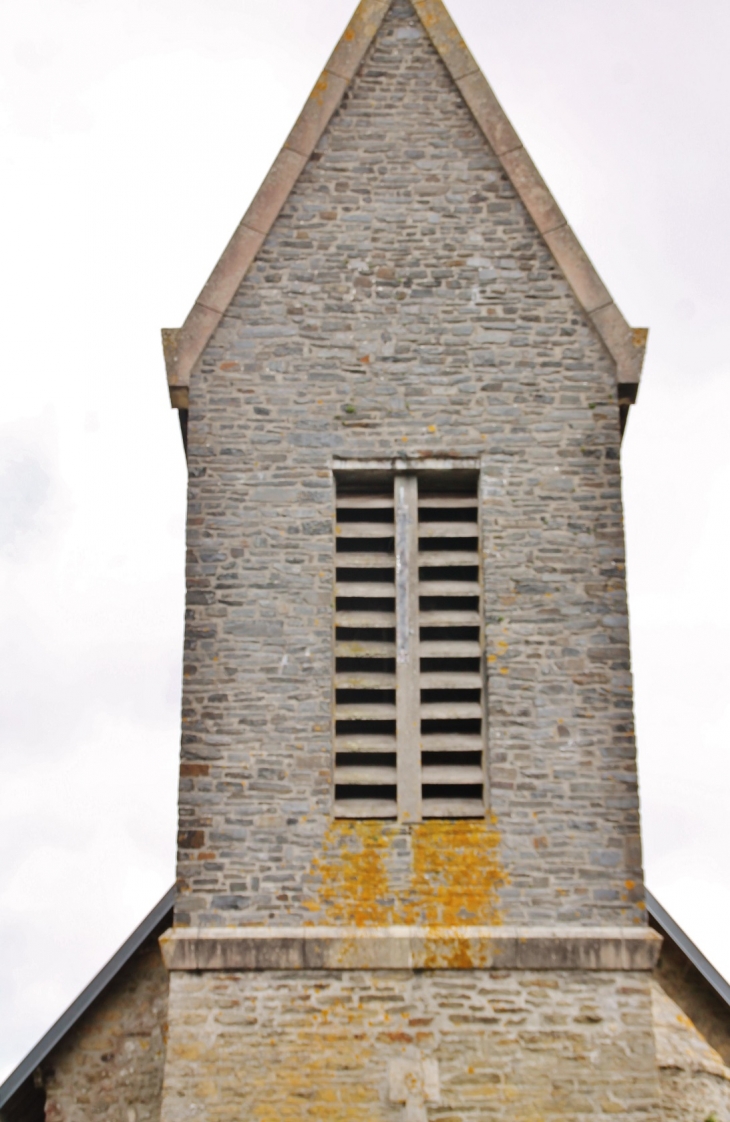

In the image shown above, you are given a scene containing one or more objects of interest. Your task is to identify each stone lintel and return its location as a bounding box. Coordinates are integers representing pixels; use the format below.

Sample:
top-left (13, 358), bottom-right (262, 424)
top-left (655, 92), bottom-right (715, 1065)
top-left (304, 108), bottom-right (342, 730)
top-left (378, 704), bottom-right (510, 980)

top-left (160, 925), bottom-right (662, 972)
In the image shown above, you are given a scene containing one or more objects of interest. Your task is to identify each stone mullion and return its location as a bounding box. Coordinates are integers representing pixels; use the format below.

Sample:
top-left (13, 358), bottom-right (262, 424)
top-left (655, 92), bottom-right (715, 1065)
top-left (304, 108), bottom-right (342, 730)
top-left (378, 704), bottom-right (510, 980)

top-left (395, 472), bottom-right (421, 823)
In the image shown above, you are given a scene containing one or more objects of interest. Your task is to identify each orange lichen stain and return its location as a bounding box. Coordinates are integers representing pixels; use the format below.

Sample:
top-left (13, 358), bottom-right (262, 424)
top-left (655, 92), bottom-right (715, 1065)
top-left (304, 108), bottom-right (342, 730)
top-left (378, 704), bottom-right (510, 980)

top-left (309, 821), bottom-right (393, 925)
top-left (419, 932), bottom-right (484, 970)
top-left (405, 820), bottom-right (505, 925)
top-left (307, 818), bottom-right (507, 927)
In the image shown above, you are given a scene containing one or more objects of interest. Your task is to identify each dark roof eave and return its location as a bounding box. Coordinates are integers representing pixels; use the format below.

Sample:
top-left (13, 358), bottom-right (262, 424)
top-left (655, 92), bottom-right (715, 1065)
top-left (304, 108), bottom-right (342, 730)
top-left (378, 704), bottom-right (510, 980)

top-left (0, 885), bottom-right (176, 1112)
top-left (645, 887), bottom-right (730, 1009)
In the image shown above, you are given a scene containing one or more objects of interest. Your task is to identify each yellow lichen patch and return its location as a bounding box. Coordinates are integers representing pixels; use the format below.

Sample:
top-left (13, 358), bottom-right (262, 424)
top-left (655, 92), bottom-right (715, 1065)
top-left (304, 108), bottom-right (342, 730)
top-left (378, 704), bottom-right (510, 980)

top-left (417, 932), bottom-right (493, 970)
top-left (403, 820), bottom-right (506, 926)
top-left (311, 821), bottom-right (396, 925)
top-left (308, 818), bottom-right (506, 927)
top-left (312, 76), bottom-right (329, 104)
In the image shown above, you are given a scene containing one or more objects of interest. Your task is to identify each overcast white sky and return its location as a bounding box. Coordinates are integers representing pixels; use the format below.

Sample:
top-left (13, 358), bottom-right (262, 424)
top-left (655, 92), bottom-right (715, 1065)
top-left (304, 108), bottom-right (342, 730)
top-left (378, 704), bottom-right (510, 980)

top-left (1, 0), bottom-right (729, 1084)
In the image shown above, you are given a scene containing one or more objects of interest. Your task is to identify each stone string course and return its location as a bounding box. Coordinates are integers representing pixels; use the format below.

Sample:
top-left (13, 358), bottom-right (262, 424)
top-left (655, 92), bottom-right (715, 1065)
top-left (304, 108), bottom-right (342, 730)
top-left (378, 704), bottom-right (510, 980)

top-left (177, 0), bottom-right (642, 929)
top-left (159, 925), bottom-right (661, 972)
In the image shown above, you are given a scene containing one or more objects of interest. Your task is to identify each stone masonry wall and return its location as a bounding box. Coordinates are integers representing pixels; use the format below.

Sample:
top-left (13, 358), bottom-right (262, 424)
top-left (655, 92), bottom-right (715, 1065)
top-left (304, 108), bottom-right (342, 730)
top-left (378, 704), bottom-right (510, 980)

top-left (177, 0), bottom-right (642, 927)
top-left (159, 968), bottom-right (660, 1121)
top-left (652, 979), bottom-right (730, 1122)
top-left (43, 943), bottom-right (169, 1122)
top-left (660, 1070), bottom-right (730, 1122)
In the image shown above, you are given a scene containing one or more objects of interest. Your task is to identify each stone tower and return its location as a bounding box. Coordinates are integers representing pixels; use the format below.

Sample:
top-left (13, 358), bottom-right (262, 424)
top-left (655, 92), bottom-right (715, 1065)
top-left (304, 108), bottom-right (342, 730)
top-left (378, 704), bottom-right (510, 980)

top-left (158, 0), bottom-right (661, 1116)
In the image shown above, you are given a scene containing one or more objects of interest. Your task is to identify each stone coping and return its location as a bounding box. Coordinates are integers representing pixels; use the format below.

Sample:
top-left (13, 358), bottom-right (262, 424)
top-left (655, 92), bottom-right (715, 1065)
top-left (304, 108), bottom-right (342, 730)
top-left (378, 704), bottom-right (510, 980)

top-left (160, 925), bottom-right (662, 972)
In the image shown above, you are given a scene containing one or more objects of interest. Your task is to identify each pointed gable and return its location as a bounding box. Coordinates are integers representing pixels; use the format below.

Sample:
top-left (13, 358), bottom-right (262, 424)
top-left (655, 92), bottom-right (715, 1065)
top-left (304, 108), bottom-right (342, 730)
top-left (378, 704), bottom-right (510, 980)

top-left (162, 0), bottom-right (647, 428)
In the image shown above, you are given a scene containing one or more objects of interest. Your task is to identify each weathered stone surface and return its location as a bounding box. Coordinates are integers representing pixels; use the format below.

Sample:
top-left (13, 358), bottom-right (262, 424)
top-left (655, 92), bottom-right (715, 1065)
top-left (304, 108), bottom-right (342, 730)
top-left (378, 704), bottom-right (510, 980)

top-left (284, 72), bottom-right (349, 158)
top-left (499, 146), bottom-right (566, 234)
top-left (653, 916), bottom-right (730, 1067)
top-left (325, 0), bottom-right (391, 82)
top-left (176, 0), bottom-right (643, 930)
top-left (159, 968), bottom-right (661, 1121)
top-left (653, 980), bottom-right (730, 1121)
top-left (413, 0), bottom-right (479, 81)
top-left (196, 224), bottom-right (266, 316)
top-left (660, 1068), bottom-right (730, 1122)
top-left (42, 943), bottom-right (168, 1122)
top-left (542, 223), bottom-right (612, 314)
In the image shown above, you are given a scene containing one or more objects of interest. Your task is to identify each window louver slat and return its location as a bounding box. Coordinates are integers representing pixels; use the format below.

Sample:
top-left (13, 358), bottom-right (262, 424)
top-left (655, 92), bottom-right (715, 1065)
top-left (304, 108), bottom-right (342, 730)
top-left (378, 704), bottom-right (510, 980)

top-left (336, 522), bottom-right (397, 538)
top-left (335, 672), bottom-right (396, 689)
top-left (335, 766), bottom-right (398, 784)
top-left (335, 799), bottom-right (400, 819)
top-left (419, 799), bottom-right (484, 818)
top-left (419, 550), bottom-right (480, 565)
top-left (417, 523), bottom-right (479, 538)
top-left (335, 641), bottom-right (396, 659)
top-left (335, 611), bottom-right (396, 627)
top-left (419, 640), bottom-right (481, 658)
top-left (420, 672), bottom-right (482, 689)
top-left (335, 734), bottom-right (397, 752)
top-left (336, 583), bottom-right (397, 598)
top-left (422, 766), bottom-right (484, 784)
top-left (420, 702), bottom-right (483, 719)
top-left (419, 610), bottom-right (480, 625)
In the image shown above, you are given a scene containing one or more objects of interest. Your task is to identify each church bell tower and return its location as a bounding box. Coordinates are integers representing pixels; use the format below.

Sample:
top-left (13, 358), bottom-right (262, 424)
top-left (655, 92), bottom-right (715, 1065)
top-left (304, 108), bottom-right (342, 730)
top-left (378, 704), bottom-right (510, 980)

top-left (158, 1), bottom-right (661, 1116)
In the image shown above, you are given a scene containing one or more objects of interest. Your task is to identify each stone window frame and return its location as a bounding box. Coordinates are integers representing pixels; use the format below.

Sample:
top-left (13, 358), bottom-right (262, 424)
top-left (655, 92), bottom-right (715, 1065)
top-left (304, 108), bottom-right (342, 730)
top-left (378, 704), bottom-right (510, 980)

top-left (331, 456), bottom-right (487, 823)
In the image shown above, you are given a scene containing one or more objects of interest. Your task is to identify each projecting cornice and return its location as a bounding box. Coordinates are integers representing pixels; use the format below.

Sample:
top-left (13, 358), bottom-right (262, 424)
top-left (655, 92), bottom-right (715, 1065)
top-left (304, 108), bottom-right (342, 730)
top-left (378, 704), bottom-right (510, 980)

top-left (162, 0), bottom-right (648, 419)
top-left (160, 925), bottom-right (663, 972)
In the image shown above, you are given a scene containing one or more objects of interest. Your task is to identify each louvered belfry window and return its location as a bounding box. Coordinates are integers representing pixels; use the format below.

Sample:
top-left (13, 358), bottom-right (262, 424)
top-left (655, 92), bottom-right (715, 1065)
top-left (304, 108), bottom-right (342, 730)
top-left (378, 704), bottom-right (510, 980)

top-left (333, 463), bottom-right (485, 822)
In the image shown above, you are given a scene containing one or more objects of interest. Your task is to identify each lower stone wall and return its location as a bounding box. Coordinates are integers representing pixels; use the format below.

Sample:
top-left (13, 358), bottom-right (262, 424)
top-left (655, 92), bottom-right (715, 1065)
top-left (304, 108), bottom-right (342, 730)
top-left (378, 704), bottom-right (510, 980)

top-left (43, 942), bottom-right (169, 1122)
top-left (659, 1069), bottom-right (730, 1122)
top-left (652, 979), bottom-right (730, 1122)
top-left (160, 968), bottom-right (660, 1120)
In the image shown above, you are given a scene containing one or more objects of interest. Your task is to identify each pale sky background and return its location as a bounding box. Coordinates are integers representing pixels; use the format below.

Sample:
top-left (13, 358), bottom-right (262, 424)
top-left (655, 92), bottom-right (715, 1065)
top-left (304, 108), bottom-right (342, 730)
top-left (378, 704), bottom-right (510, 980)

top-left (1, 0), bottom-right (729, 1083)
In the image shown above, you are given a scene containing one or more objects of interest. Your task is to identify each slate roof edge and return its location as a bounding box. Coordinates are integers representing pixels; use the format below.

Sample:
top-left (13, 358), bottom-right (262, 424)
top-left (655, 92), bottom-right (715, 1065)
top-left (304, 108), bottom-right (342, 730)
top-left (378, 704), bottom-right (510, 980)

top-left (0, 885), bottom-right (177, 1112)
top-left (646, 888), bottom-right (730, 1009)
top-left (161, 0), bottom-right (648, 415)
